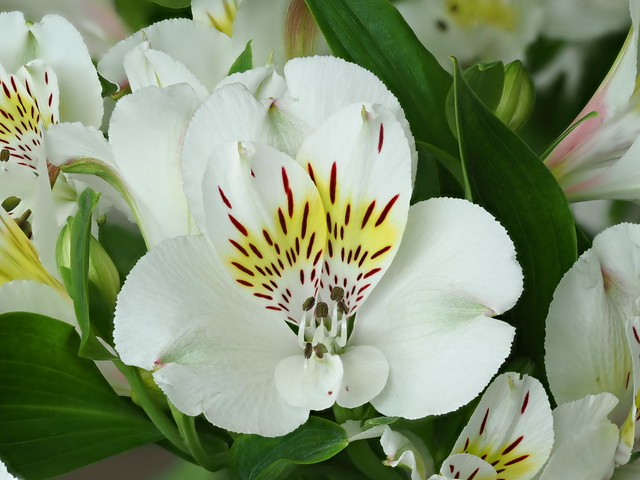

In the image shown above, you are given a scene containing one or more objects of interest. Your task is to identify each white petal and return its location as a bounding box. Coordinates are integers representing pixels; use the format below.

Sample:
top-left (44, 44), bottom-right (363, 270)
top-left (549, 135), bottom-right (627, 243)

top-left (354, 198), bottom-right (521, 418)
top-left (29, 15), bottom-right (103, 127)
top-left (541, 0), bottom-right (631, 41)
top-left (613, 458), bottom-right (640, 479)
top-left (115, 235), bottom-right (308, 436)
top-left (381, 427), bottom-right (431, 480)
top-left (282, 56), bottom-right (417, 181)
top-left (215, 66), bottom-right (287, 99)
top-left (296, 103), bottom-right (411, 315)
top-left (122, 43), bottom-right (209, 100)
top-left (109, 84), bottom-right (201, 247)
top-left (199, 141), bottom-right (326, 322)
top-left (99, 18), bottom-right (235, 93)
top-left (0, 280), bottom-right (74, 325)
top-left (545, 223), bottom-right (639, 425)
top-left (337, 345), bottom-right (389, 408)
top-left (0, 12), bottom-right (30, 73)
top-left (275, 353), bottom-right (342, 410)
top-left (46, 122), bottom-right (113, 167)
top-left (182, 83), bottom-right (268, 230)
top-left (450, 373), bottom-right (554, 480)
top-left (440, 453), bottom-right (497, 480)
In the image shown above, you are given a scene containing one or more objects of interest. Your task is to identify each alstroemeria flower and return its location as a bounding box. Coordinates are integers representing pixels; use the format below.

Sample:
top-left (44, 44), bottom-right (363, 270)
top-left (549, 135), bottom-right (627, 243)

top-left (114, 56), bottom-right (523, 437)
top-left (393, 0), bottom-right (544, 69)
top-left (545, 223), bottom-right (640, 467)
top-left (0, 11), bottom-right (103, 271)
top-left (544, 0), bottom-right (640, 202)
top-left (428, 372), bottom-right (554, 480)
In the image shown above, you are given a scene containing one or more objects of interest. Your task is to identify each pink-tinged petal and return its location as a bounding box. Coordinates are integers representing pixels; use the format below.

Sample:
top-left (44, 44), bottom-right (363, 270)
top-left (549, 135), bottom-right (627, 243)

top-left (200, 141), bottom-right (326, 323)
top-left (336, 345), bottom-right (389, 408)
top-left (99, 18), bottom-right (235, 93)
top-left (545, 223), bottom-right (640, 426)
top-left (439, 453), bottom-right (497, 480)
top-left (275, 353), bottom-right (343, 410)
top-left (450, 373), bottom-right (553, 480)
top-left (296, 103), bottom-right (411, 314)
top-left (539, 394), bottom-right (619, 480)
top-left (114, 235), bottom-right (308, 436)
top-left (282, 56), bottom-right (417, 180)
top-left (29, 14), bottom-right (103, 127)
top-left (109, 84), bottom-right (201, 247)
top-left (182, 83), bottom-right (269, 231)
top-left (354, 198), bottom-right (521, 418)
top-left (122, 43), bottom-right (209, 100)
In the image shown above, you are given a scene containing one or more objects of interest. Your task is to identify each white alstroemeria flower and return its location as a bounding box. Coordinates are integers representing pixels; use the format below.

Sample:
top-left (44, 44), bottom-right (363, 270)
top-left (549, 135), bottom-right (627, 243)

top-left (393, 0), bottom-right (544, 69)
top-left (46, 83), bottom-right (202, 249)
top-left (0, 0), bottom-right (129, 57)
top-left (540, 0), bottom-right (630, 42)
top-left (535, 393), bottom-right (620, 480)
top-left (427, 373), bottom-right (553, 480)
top-left (0, 11), bottom-right (103, 271)
top-left (192, 0), bottom-right (329, 68)
top-left (114, 57), bottom-right (523, 437)
top-left (545, 223), bottom-right (640, 467)
top-left (544, 0), bottom-right (640, 203)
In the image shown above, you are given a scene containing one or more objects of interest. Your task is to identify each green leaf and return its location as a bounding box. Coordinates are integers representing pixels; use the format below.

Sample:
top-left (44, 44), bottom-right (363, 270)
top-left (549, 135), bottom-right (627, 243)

top-left (99, 222), bottom-right (147, 284)
top-left (230, 417), bottom-right (348, 480)
top-left (58, 189), bottom-right (113, 360)
top-left (305, 0), bottom-right (456, 157)
top-left (227, 41), bottom-right (254, 76)
top-left (452, 61), bottom-right (577, 369)
top-left (0, 312), bottom-right (162, 480)
top-left (147, 0), bottom-right (191, 8)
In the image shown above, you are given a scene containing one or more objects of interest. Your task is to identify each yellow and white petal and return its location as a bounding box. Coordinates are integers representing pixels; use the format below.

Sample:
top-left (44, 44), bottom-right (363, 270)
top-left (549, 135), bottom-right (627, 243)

top-left (539, 394), bottom-right (619, 480)
top-left (545, 223), bottom-right (640, 425)
top-left (114, 235), bottom-right (308, 437)
top-left (282, 56), bottom-right (417, 181)
top-left (29, 14), bottom-right (103, 127)
top-left (439, 453), bottom-right (497, 480)
top-left (619, 316), bottom-right (640, 461)
top-left (450, 373), bottom-right (553, 480)
top-left (109, 84), bottom-right (201, 248)
top-left (182, 83), bottom-right (269, 231)
top-left (99, 18), bottom-right (235, 93)
top-left (353, 198), bottom-right (521, 419)
top-left (296, 103), bottom-right (411, 314)
top-left (122, 42), bottom-right (209, 100)
top-left (192, 0), bottom-right (237, 36)
top-left (200, 141), bottom-right (326, 323)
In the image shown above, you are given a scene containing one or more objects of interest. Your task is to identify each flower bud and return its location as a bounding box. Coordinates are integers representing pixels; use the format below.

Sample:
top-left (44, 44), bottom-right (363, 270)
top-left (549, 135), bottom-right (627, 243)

top-left (56, 224), bottom-right (120, 308)
top-left (495, 60), bottom-right (535, 131)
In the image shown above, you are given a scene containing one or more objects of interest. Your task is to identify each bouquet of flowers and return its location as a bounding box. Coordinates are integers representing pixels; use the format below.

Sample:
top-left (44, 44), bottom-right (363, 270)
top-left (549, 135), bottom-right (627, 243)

top-left (0, 0), bottom-right (639, 479)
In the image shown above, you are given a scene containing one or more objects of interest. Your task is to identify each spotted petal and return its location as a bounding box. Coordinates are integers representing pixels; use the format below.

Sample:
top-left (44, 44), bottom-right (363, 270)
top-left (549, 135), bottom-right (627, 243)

top-left (436, 453), bottom-right (497, 480)
top-left (545, 223), bottom-right (640, 425)
top-left (353, 198), bottom-right (522, 418)
top-left (200, 141), bottom-right (326, 323)
top-left (296, 103), bottom-right (411, 314)
top-left (450, 373), bottom-right (553, 480)
top-left (114, 235), bottom-right (308, 436)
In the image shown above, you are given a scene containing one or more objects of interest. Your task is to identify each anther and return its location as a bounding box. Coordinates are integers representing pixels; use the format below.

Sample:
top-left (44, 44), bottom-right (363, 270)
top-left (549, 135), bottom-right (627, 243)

top-left (337, 300), bottom-right (348, 315)
top-left (302, 296), bottom-right (315, 311)
top-left (304, 342), bottom-right (312, 359)
top-left (313, 343), bottom-right (328, 359)
top-left (1, 196), bottom-right (20, 213)
top-left (314, 301), bottom-right (329, 320)
top-left (0, 149), bottom-right (9, 162)
top-left (15, 209), bottom-right (31, 229)
top-left (330, 286), bottom-right (344, 302)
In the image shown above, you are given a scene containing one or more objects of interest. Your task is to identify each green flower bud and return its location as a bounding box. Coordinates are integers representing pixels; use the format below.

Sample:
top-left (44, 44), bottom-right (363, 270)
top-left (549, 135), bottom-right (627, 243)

top-left (494, 60), bottom-right (535, 131)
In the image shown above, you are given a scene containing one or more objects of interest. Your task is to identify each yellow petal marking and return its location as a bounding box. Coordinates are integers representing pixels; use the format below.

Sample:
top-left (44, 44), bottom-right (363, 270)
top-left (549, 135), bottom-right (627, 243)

top-left (445, 0), bottom-right (519, 32)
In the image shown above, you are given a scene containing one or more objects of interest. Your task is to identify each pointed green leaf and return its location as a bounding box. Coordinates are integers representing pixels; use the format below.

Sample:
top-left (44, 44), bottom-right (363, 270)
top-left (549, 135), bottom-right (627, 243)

top-left (0, 312), bottom-right (162, 480)
top-left (452, 61), bottom-right (577, 369)
top-left (230, 417), bottom-right (348, 480)
top-left (228, 41), bottom-right (253, 75)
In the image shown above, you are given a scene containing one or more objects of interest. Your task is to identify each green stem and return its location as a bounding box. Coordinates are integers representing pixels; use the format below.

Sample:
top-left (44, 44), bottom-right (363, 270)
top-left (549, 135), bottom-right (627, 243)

top-left (169, 402), bottom-right (228, 472)
top-left (114, 360), bottom-right (189, 455)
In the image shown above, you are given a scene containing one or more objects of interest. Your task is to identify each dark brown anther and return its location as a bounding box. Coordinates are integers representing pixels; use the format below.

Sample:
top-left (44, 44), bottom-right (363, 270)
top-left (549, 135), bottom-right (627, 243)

top-left (0, 149), bottom-right (9, 162)
top-left (313, 343), bottom-right (328, 359)
top-left (1, 196), bottom-right (20, 213)
top-left (15, 209), bottom-right (31, 228)
top-left (304, 342), bottom-right (312, 359)
top-left (314, 301), bottom-right (329, 320)
top-left (330, 286), bottom-right (344, 302)
top-left (337, 300), bottom-right (348, 315)
top-left (302, 296), bottom-right (315, 311)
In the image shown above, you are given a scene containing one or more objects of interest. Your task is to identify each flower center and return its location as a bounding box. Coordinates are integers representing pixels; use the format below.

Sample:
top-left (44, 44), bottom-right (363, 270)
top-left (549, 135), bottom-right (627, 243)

top-left (297, 286), bottom-right (351, 358)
